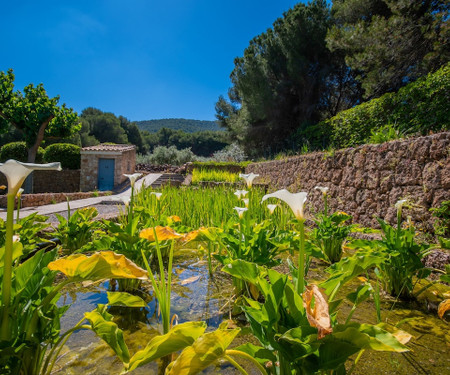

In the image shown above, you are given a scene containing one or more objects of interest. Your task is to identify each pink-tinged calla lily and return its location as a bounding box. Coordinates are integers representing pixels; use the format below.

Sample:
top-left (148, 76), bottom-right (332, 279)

top-left (151, 192), bottom-right (163, 200)
top-left (124, 173), bottom-right (142, 188)
top-left (234, 206), bottom-right (248, 219)
top-left (239, 173), bottom-right (259, 188)
top-left (0, 160), bottom-right (61, 195)
top-left (262, 189), bottom-right (307, 220)
top-left (234, 189), bottom-right (248, 199)
top-left (314, 186), bottom-right (329, 196)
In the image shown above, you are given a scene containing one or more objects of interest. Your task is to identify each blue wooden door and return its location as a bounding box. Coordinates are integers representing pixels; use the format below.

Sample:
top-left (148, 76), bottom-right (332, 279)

top-left (98, 158), bottom-right (115, 191)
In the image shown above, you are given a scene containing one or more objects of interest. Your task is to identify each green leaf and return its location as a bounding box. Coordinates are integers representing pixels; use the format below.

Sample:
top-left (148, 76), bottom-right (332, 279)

top-left (166, 325), bottom-right (240, 374)
top-left (106, 292), bottom-right (146, 308)
top-left (126, 321), bottom-right (207, 372)
top-left (85, 308), bottom-right (130, 364)
top-left (0, 242), bottom-right (23, 267)
top-left (234, 342), bottom-right (277, 366)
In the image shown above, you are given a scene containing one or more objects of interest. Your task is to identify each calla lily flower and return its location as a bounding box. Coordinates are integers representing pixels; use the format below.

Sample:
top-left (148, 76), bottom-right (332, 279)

top-left (234, 190), bottom-right (249, 199)
top-left (121, 197), bottom-right (130, 207)
top-left (262, 189), bottom-right (307, 220)
top-left (16, 188), bottom-right (24, 198)
top-left (234, 206), bottom-right (248, 219)
top-left (395, 199), bottom-right (407, 211)
top-left (0, 159), bottom-right (61, 195)
top-left (242, 198), bottom-right (249, 208)
top-left (151, 192), bottom-right (163, 200)
top-left (124, 173), bottom-right (142, 188)
top-left (239, 173), bottom-right (259, 188)
top-left (314, 186), bottom-right (329, 195)
top-left (267, 204), bottom-right (278, 214)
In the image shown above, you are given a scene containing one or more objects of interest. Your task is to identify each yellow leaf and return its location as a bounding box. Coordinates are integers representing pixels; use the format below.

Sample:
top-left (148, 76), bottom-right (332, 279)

top-left (48, 251), bottom-right (148, 281)
top-left (140, 226), bottom-right (182, 242)
top-left (438, 299), bottom-right (450, 320)
top-left (302, 284), bottom-right (332, 339)
top-left (168, 215), bottom-right (182, 222)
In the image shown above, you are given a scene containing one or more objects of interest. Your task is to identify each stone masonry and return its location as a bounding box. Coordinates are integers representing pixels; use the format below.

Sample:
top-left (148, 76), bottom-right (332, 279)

top-left (80, 144), bottom-right (136, 191)
top-left (246, 132), bottom-right (450, 231)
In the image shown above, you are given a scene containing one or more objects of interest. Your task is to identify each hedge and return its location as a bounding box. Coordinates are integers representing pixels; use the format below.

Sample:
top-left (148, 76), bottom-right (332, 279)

top-left (0, 142), bottom-right (44, 163)
top-left (317, 63), bottom-right (450, 149)
top-left (44, 143), bottom-right (81, 169)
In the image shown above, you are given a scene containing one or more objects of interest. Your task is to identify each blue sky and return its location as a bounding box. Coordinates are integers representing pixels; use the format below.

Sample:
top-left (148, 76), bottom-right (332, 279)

top-left (0, 0), bottom-right (301, 121)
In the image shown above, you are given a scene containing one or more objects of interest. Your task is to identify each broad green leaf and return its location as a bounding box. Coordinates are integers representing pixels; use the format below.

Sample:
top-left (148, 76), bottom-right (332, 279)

top-left (0, 242), bottom-right (23, 267)
top-left (346, 283), bottom-right (372, 306)
top-left (47, 251), bottom-right (147, 281)
top-left (106, 292), bottom-right (146, 308)
top-left (85, 309), bottom-right (130, 364)
top-left (166, 326), bottom-right (240, 375)
top-left (126, 321), bottom-right (207, 372)
top-left (234, 342), bottom-right (277, 366)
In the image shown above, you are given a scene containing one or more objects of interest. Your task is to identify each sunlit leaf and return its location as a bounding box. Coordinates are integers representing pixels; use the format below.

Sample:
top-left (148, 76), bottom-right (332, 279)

top-left (106, 292), bottom-right (146, 308)
top-left (0, 242), bottom-right (23, 267)
top-left (85, 308), bottom-right (130, 364)
top-left (438, 299), bottom-right (450, 320)
top-left (139, 226), bottom-right (182, 242)
top-left (166, 325), bottom-right (240, 375)
top-left (302, 284), bottom-right (332, 339)
top-left (126, 321), bottom-right (207, 372)
top-left (48, 251), bottom-right (147, 281)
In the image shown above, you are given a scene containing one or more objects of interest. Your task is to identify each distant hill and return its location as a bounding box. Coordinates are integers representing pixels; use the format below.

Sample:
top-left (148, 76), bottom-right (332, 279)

top-left (135, 118), bottom-right (223, 133)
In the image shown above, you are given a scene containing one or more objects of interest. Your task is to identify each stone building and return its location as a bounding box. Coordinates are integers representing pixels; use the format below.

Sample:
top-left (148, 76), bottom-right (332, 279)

top-left (80, 144), bottom-right (136, 191)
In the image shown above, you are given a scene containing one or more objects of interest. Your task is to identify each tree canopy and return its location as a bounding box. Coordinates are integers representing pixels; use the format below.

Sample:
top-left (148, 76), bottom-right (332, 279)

top-left (0, 69), bottom-right (81, 162)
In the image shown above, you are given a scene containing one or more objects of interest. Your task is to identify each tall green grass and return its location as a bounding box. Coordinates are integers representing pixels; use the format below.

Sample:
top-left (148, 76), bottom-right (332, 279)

top-left (191, 168), bottom-right (240, 184)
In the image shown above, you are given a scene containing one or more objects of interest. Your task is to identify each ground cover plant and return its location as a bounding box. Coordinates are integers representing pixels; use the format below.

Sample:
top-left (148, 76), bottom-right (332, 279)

top-left (1, 162), bottom-right (449, 374)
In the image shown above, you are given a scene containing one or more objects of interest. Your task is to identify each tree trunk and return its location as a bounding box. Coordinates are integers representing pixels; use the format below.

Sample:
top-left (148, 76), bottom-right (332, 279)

top-left (23, 116), bottom-right (54, 193)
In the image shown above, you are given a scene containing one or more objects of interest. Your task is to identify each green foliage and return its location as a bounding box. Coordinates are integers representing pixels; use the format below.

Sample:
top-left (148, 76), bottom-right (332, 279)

top-left (141, 145), bottom-right (196, 165)
top-left (0, 141), bottom-right (44, 163)
top-left (321, 64), bottom-right (450, 148)
top-left (216, 0), bottom-right (361, 156)
top-left (223, 259), bottom-right (409, 374)
top-left (430, 200), bottom-right (450, 238)
top-left (52, 207), bottom-right (102, 253)
top-left (136, 118), bottom-right (221, 133)
top-left (191, 160), bottom-right (249, 172)
top-left (310, 211), bottom-right (353, 263)
top-left (44, 143), bottom-right (81, 169)
top-left (81, 108), bottom-right (128, 144)
top-left (0, 69), bottom-right (81, 162)
top-left (368, 124), bottom-right (405, 144)
top-left (327, 0), bottom-right (449, 98)
top-left (191, 168), bottom-right (240, 184)
top-left (209, 143), bottom-right (247, 162)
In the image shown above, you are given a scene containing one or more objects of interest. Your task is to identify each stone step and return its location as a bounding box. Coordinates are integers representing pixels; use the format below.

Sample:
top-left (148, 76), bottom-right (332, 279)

top-left (150, 173), bottom-right (185, 188)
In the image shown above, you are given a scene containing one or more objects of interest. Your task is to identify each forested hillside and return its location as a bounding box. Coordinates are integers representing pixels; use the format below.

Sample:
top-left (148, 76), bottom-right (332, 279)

top-left (136, 118), bottom-right (221, 133)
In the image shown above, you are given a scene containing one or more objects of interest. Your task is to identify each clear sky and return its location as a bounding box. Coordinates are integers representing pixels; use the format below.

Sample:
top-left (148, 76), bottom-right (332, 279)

top-left (0, 0), bottom-right (301, 122)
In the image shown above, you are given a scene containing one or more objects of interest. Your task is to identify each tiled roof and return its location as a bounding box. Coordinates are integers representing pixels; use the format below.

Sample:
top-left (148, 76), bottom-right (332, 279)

top-left (81, 144), bottom-right (135, 152)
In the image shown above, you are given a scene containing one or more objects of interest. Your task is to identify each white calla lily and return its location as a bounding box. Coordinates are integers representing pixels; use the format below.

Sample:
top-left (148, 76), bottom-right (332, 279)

top-left (395, 199), bottom-right (407, 211)
top-left (234, 190), bottom-right (249, 199)
top-left (234, 206), bottom-right (248, 219)
top-left (151, 192), bottom-right (163, 200)
top-left (124, 173), bottom-right (142, 188)
top-left (267, 204), bottom-right (278, 214)
top-left (314, 186), bottom-right (329, 195)
top-left (262, 189), bottom-right (307, 221)
top-left (121, 197), bottom-right (131, 207)
top-left (16, 188), bottom-right (24, 198)
top-left (0, 159), bottom-right (61, 195)
top-left (239, 173), bottom-right (259, 188)
top-left (242, 198), bottom-right (249, 208)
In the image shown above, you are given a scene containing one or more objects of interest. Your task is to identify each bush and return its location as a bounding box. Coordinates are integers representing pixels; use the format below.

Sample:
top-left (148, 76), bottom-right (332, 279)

top-left (211, 143), bottom-right (247, 162)
top-left (44, 143), bottom-right (81, 169)
top-left (0, 142), bottom-right (44, 163)
top-left (318, 63), bottom-right (450, 148)
top-left (138, 145), bottom-right (196, 166)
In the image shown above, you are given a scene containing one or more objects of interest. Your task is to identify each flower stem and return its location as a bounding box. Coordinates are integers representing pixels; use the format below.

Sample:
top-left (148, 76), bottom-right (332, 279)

top-left (0, 193), bottom-right (16, 340)
top-left (297, 219), bottom-right (305, 294)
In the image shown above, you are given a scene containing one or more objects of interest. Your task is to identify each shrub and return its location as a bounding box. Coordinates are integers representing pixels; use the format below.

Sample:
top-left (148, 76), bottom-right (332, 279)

top-left (139, 145), bottom-right (196, 165)
top-left (0, 142), bottom-right (44, 162)
top-left (44, 143), bottom-right (81, 169)
top-left (211, 143), bottom-right (247, 162)
top-left (317, 63), bottom-right (450, 148)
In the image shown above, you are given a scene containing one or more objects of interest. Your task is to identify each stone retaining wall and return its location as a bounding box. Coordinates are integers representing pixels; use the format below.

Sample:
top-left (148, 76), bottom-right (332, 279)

top-left (0, 170), bottom-right (80, 194)
top-left (246, 132), bottom-right (450, 230)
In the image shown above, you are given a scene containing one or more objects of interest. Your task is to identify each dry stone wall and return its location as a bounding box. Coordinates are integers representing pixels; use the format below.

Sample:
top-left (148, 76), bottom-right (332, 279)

top-left (246, 132), bottom-right (450, 230)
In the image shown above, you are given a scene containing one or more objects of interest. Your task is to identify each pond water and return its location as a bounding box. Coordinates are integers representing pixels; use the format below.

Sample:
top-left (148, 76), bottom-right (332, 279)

top-left (55, 254), bottom-right (450, 374)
